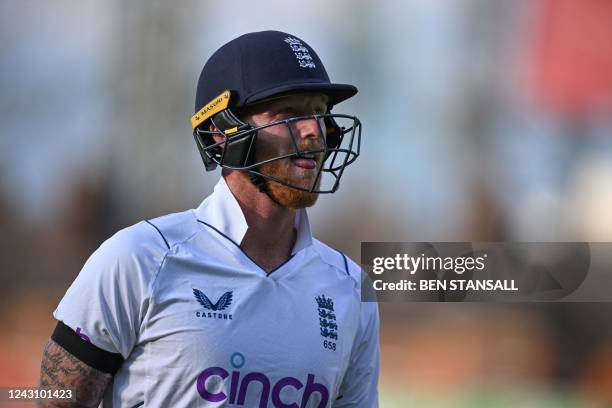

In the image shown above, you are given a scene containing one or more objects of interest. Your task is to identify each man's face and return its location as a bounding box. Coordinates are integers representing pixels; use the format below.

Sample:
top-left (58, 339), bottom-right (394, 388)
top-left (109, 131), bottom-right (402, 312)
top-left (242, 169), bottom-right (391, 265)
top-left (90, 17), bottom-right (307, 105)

top-left (243, 93), bottom-right (328, 209)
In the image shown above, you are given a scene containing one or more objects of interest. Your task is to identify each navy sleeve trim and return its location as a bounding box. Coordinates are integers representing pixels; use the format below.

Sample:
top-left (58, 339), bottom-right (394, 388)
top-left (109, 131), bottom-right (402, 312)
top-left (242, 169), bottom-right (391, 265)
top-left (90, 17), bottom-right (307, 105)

top-left (51, 321), bottom-right (124, 375)
top-left (145, 220), bottom-right (170, 250)
top-left (333, 249), bottom-right (350, 276)
top-left (341, 252), bottom-right (349, 276)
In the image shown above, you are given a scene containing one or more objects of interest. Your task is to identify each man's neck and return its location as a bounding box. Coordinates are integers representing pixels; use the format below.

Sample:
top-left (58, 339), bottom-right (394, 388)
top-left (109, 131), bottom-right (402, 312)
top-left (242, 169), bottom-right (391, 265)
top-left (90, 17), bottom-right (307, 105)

top-left (224, 173), bottom-right (297, 272)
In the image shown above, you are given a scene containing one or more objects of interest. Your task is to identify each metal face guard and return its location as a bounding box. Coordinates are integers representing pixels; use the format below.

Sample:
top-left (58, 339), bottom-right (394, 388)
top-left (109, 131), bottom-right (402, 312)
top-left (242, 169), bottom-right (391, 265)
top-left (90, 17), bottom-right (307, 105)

top-left (194, 113), bottom-right (361, 193)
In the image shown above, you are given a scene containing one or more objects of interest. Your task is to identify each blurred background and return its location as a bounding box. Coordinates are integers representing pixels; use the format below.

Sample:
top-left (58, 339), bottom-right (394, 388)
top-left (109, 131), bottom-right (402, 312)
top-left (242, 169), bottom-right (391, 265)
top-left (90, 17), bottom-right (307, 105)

top-left (1, 0), bottom-right (612, 406)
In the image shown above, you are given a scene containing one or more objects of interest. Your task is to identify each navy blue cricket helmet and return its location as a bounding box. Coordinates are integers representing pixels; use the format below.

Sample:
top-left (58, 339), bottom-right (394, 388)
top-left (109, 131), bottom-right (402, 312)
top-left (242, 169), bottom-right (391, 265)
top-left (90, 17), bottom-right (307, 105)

top-left (191, 30), bottom-right (361, 194)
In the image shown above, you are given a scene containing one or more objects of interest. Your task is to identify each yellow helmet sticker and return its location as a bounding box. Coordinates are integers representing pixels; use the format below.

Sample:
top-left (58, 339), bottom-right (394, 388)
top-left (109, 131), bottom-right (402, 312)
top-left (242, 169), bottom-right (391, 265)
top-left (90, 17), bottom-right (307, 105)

top-left (191, 91), bottom-right (231, 130)
top-left (224, 127), bottom-right (238, 134)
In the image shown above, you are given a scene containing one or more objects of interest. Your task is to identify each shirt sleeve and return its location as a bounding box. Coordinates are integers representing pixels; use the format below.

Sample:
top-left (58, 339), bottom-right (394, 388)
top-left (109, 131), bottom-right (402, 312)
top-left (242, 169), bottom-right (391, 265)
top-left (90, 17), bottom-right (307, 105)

top-left (334, 276), bottom-right (381, 407)
top-left (53, 222), bottom-right (165, 359)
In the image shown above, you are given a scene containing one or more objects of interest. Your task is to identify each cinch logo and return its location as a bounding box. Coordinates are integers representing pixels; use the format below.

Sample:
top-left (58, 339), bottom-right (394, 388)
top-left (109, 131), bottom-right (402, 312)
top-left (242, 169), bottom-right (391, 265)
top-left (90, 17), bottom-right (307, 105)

top-left (193, 288), bottom-right (234, 320)
top-left (195, 352), bottom-right (329, 407)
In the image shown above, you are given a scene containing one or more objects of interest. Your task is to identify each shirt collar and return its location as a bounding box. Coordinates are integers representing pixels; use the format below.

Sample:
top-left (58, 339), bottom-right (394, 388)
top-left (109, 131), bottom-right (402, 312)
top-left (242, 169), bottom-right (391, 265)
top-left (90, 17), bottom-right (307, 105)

top-left (194, 177), bottom-right (313, 254)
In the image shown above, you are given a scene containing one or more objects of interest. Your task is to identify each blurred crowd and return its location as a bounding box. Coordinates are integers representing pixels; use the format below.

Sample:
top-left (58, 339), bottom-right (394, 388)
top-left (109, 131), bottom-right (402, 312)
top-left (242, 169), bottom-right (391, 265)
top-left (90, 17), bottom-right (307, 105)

top-left (1, 0), bottom-right (611, 405)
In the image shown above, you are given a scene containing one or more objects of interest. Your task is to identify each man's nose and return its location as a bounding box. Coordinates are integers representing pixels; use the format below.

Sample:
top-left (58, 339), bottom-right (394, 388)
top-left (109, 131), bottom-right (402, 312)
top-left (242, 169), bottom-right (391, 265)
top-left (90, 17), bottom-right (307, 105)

top-left (295, 117), bottom-right (325, 141)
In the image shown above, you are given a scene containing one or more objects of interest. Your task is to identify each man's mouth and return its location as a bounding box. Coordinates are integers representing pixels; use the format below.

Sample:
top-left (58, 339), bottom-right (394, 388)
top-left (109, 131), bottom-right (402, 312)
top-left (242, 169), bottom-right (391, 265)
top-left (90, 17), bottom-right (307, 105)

top-left (291, 153), bottom-right (319, 170)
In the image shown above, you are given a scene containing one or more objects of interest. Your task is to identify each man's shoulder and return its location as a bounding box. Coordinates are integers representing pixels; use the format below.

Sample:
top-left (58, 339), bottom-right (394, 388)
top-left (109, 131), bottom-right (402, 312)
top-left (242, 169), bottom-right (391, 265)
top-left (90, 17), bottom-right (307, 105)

top-left (96, 209), bottom-right (201, 264)
top-left (144, 209), bottom-right (202, 249)
top-left (311, 239), bottom-right (361, 282)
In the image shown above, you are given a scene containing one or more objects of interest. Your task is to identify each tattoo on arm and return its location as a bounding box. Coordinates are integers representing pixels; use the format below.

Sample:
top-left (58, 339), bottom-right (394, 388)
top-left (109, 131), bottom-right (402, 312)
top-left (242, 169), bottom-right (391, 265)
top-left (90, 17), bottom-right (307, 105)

top-left (38, 338), bottom-right (112, 407)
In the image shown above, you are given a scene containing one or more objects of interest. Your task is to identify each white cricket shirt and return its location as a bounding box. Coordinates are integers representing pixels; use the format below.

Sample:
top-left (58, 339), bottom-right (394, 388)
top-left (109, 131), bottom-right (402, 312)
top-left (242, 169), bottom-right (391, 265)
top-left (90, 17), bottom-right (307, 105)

top-left (54, 177), bottom-right (380, 407)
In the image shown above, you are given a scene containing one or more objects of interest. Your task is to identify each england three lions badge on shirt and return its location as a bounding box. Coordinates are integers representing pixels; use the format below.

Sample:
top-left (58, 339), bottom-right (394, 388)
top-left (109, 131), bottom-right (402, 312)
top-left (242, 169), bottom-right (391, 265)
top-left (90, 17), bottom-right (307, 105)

top-left (316, 294), bottom-right (338, 351)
